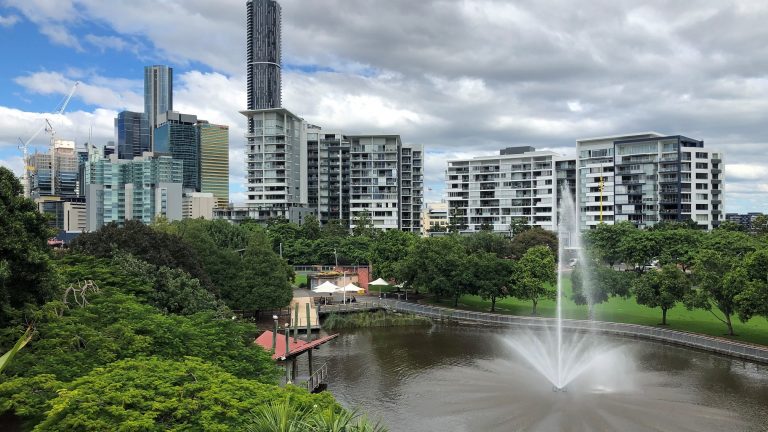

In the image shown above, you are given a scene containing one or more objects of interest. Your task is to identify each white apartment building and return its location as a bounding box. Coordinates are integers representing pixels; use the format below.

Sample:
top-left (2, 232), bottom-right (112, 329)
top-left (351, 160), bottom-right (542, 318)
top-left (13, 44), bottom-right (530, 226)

top-left (445, 146), bottom-right (575, 233)
top-left (576, 133), bottom-right (724, 230)
top-left (241, 107), bottom-right (307, 220)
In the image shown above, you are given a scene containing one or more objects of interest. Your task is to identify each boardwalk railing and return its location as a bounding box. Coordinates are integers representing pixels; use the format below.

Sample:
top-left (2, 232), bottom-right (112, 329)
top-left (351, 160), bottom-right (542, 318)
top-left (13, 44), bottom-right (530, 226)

top-left (318, 302), bottom-right (382, 315)
top-left (304, 362), bottom-right (329, 393)
top-left (379, 299), bottom-right (768, 364)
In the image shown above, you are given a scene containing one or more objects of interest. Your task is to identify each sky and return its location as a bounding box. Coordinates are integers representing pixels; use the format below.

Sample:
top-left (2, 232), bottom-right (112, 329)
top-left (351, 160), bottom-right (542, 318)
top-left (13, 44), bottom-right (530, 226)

top-left (0, 0), bottom-right (767, 213)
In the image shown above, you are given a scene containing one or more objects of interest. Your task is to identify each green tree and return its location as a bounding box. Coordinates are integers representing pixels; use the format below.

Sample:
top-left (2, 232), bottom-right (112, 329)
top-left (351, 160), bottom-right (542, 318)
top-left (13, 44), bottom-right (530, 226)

top-left (716, 220), bottom-right (747, 232)
top-left (399, 235), bottom-right (467, 304)
top-left (351, 211), bottom-right (377, 238)
top-left (509, 217), bottom-right (531, 237)
top-left (583, 221), bottom-right (635, 268)
top-left (686, 249), bottom-right (751, 335)
top-left (633, 264), bottom-right (690, 325)
top-left (33, 357), bottom-right (336, 431)
top-left (509, 227), bottom-right (558, 260)
top-left (734, 248), bottom-right (768, 322)
top-left (751, 214), bottom-right (768, 236)
top-left (0, 167), bottom-right (59, 325)
top-left (233, 232), bottom-right (293, 310)
top-left (370, 230), bottom-right (418, 280)
top-left (462, 231), bottom-right (512, 258)
top-left (618, 229), bottom-right (660, 272)
top-left (71, 220), bottom-right (213, 291)
top-left (300, 214), bottom-right (322, 241)
top-left (468, 252), bottom-right (514, 312)
top-left (655, 228), bottom-right (702, 271)
top-left (513, 245), bottom-right (556, 315)
top-left (321, 219), bottom-right (349, 238)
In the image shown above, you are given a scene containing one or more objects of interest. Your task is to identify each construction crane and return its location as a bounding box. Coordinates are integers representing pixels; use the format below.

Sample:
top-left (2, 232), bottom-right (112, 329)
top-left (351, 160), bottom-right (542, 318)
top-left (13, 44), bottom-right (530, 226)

top-left (18, 81), bottom-right (79, 197)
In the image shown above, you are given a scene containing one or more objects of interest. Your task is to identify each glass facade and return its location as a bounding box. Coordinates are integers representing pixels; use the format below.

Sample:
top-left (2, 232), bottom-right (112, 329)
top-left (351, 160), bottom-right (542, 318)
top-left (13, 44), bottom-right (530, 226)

top-left (144, 65), bottom-right (173, 149)
top-left (116, 110), bottom-right (150, 160)
top-left (198, 122), bottom-right (230, 207)
top-left (155, 118), bottom-right (199, 192)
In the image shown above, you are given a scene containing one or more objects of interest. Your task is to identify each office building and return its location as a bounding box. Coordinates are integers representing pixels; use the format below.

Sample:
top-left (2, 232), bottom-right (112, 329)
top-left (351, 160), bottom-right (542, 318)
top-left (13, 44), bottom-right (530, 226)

top-left (154, 111), bottom-right (199, 192)
top-left (576, 133), bottom-right (724, 230)
top-left (241, 107), bottom-right (306, 219)
top-left (246, 0), bottom-right (281, 111)
top-left (445, 147), bottom-right (571, 233)
top-left (197, 121), bottom-right (230, 207)
top-left (182, 192), bottom-right (217, 219)
top-left (85, 153), bottom-right (183, 230)
top-left (116, 110), bottom-right (150, 159)
top-left (421, 202), bottom-right (449, 236)
top-left (145, 65), bottom-right (173, 149)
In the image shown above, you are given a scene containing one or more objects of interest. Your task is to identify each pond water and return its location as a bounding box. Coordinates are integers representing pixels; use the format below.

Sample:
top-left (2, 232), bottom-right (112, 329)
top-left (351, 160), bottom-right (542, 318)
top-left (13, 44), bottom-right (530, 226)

top-left (302, 324), bottom-right (768, 432)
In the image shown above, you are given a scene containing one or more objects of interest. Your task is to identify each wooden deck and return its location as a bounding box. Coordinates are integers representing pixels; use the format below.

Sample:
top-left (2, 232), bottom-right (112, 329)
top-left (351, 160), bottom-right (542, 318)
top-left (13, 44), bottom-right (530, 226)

top-left (317, 301), bottom-right (383, 315)
top-left (289, 297), bottom-right (321, 330)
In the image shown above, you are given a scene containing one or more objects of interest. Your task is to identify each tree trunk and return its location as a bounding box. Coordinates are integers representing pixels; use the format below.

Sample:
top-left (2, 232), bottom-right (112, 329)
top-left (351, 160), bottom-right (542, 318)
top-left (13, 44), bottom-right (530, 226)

top-left (490, 296), bottom-right (496, 313)
top-left (725, 313), bottom-right (735, 336)
top-left (453, 292), bottom-right (459, 307)
top-left (661, 307), bottom-right (668, 325)
top-left (532, 299), bottom-right (538, 315)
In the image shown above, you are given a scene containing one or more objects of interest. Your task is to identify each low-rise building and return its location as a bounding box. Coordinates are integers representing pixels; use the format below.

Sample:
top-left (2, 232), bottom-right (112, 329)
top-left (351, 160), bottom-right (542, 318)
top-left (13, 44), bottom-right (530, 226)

top-left (421, 202), bottom-right (449, 236)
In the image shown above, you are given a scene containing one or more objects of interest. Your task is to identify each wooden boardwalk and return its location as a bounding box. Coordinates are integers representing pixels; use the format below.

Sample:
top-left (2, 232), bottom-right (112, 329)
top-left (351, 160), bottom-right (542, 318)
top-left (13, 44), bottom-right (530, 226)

top-left (289, 297), bottom-right (321, 330)
top-left (317, 301), bottom-right (383, 315)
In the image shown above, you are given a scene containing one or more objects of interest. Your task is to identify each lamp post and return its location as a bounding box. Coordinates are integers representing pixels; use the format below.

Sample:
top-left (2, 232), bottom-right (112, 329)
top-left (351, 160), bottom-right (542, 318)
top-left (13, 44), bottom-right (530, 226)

top-left (272, 314), bottom-right (278, 351)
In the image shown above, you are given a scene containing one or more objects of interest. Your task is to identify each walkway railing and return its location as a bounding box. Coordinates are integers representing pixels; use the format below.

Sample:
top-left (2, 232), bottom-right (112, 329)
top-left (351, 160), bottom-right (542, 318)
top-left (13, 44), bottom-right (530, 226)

top-left (304, 362), bottom-right (329, 393)
top-left (379, 299), bottom-right (768, 364)
top-left (318, 302), bottom-right (382, 314)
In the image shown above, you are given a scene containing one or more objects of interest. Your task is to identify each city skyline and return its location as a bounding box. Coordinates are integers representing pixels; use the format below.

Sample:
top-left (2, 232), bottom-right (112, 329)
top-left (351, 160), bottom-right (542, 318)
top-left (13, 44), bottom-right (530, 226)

top-left (0, 1), bottom-right (767, 213)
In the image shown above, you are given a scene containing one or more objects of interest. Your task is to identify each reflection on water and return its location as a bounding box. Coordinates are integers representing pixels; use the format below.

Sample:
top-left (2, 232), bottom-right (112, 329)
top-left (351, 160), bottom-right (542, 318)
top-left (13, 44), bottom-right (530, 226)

top-left (302, 324), bottom-right (768, 432)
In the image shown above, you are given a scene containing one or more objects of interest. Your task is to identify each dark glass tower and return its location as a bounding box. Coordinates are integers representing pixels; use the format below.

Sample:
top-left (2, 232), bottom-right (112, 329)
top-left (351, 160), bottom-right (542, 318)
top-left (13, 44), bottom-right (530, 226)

top-left (115, 110), bottom-right (150, 159)
top-left (246, 0), bottom-right (282, 113)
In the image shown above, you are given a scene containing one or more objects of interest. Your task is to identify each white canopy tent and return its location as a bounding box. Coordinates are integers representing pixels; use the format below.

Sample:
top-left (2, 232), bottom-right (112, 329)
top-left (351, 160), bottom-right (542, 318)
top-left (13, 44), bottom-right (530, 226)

top-left (369, 278), bottom-right (390, 298)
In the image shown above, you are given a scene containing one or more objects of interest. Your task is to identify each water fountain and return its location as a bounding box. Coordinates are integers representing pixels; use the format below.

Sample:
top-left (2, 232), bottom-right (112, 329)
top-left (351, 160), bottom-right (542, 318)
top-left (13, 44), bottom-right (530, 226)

top-left (505, 186), bottom-right (606, 392)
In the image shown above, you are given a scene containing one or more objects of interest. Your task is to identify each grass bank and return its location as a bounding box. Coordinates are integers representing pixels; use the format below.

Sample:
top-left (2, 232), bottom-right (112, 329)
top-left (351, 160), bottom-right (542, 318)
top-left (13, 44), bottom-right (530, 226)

top-left (294, 274), bottom-right (308, 287)
top-left (429, 277), bottom-right (768, 346)
top-left (322, 311), bottom-right (432, 331)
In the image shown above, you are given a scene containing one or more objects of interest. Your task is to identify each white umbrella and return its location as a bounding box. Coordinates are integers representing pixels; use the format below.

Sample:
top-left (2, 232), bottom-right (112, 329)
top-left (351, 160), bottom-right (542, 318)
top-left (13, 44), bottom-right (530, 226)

top-left (312, 281), bottom-right (340, 293)
top-left (338, 283), bottom-right (361, 303)
top-left (369, 278), bottom-right (390, 298)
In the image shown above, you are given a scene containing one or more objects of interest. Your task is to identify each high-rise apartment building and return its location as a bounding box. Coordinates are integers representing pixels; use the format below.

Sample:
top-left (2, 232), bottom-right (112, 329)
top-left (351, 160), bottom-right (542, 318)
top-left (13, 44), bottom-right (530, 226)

top-left (197, 121), bottom-right (230, 207)
top-left (241, 107), bottom-right (306, 219)
top-left (306, 127), bottom-right (351, 224)
top-left (116, 110), bottom-right (150, 159)
top-left (85, 154), bottom-right (183, 230)
top-left (400, 143), bottom-right (423, 232)
top-left (144, 65), bottom-right (174, 150)
top-left (246, 0), bottom-right (282, 111)
top-left (576, 133), bottom-right (724, 230)
top-left (445, 147), bottom-right (572, 233)
top-left (349, 135), bottom-right (403, 231)
top-left (154, 111), bottom-right (199, 192)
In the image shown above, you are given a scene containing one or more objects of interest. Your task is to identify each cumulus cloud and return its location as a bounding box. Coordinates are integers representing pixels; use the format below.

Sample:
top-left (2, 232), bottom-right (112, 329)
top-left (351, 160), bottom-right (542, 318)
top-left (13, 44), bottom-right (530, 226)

top-left (3, 0), bottom-right (768, 212)
top-left (0, 14), bottom-right (20, 27)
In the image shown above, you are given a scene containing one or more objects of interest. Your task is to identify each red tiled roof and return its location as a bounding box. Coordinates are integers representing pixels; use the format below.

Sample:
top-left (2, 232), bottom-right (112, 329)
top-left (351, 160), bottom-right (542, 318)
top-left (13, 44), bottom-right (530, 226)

top-left (255, 331), bottom-right (339, 360)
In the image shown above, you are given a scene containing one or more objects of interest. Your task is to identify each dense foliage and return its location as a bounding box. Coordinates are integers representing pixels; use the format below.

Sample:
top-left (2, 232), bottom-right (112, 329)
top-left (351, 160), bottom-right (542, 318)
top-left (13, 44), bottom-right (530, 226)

top-left (0, 167), bottom-right (59, 325)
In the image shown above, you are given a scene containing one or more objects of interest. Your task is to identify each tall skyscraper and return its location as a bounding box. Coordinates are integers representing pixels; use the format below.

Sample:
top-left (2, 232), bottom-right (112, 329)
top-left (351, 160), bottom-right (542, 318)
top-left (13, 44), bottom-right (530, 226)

top-left (154, 111), bottom-right (199, 192)
top-left (197, 121), bottom-right (230, 207)
top-left (246, 0), bottom-right (282, 112)
top-left (115, 110), bottom-right (150, 159)
top-left (144, 65), bottom-right (174, 150)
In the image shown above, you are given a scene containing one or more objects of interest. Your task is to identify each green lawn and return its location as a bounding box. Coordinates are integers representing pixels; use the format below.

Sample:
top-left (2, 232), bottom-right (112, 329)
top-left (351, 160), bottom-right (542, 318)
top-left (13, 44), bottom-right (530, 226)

top-left (431, 277), bottom-right (768, 346)
top-left (293, 274), bottom-right (307, 287)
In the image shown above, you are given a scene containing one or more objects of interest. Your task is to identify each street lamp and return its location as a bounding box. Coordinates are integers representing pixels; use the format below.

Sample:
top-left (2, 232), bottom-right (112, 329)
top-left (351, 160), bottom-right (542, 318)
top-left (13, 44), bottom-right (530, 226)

top-left (272, 314), bottom-right (278, 351)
